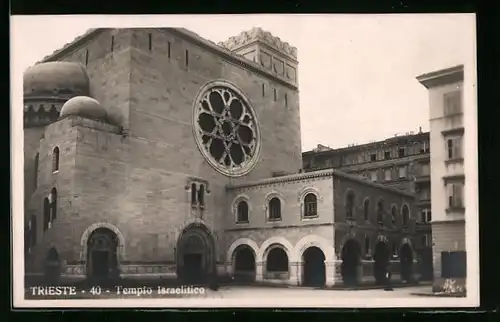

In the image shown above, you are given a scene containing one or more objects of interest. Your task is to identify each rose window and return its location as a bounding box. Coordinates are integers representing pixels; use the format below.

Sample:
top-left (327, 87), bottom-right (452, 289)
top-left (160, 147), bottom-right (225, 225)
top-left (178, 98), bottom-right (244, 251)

top-left (193, 81), bottom-right (261, 176)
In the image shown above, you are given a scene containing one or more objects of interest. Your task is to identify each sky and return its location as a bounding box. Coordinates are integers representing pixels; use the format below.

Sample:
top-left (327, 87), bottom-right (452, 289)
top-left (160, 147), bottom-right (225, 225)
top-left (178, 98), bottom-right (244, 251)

top-left (11, 14), bottom-right (476, 152)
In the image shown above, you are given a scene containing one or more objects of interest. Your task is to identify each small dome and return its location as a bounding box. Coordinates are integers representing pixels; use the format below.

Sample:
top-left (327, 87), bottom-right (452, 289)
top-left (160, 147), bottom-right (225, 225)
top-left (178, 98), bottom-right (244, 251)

top-left (60, 96), bottom-right (107, 122)
top-left (24, 62), bottom-right (90, 99)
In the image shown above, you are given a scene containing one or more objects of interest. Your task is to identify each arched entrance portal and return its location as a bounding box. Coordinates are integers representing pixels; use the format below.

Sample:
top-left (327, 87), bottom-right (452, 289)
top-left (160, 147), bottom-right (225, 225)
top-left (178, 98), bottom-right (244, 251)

top-left (400, 244), bottom-right (413, 282)
top-left (233, 245), bottom-right (256, 282)
top-left (341, 239), bottom-right (361, 286)
top-left (177, 224), bottom-right (215, 284)
top-left (86, 228), bottom-right (119, 282)
top-left (373, 242), bottom-right (390, 284)
top-left (302, 246), bottom-right (326, 288)
top-left (265, 246), bottom-right (289, 279)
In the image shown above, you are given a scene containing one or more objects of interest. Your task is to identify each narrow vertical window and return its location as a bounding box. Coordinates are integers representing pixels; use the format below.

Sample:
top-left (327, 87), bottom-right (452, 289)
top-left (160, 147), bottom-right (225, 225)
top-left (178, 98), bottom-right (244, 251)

top-left (168, 41), bottom-right (171, 58)
top-left (148, 33), bottom-right (152, 51)
top-left (447, 139), bottom-right (453, 159)
top-left (273, 88), bottom-right (277, 101)
top-left (191, 183), bottom-right (197, 205)
top-left (30, 215), bottom-right (37, 248)
top-left (52, 147), bottom-right (60, 172)
top-left (43, 198), bottom-right (50, 231)
top-left (34, 153), bottom-right (39, 188)
top-left (50, 187), bottom-right (58, 221)
top-left (363, 199), bottom-right (370, 220)
top-left (198, 184), bottom-right (205, 207)
top-left (111, 36), bottom-right (115, 52)
top-left (185, 49), bottom-right (189, 67)
top-left (262, 84), bottom-right (265, 97)
top-left (284, 93), bottom-right (288, 107)
top-left (85, 49), bottom-right (89, 66)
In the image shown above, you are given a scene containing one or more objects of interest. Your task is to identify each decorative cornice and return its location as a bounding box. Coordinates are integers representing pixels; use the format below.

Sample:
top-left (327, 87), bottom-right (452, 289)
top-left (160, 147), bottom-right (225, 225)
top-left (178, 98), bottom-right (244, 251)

top-left (226, 169), bottom-right (415, 198)
top-left (217, 27), bottom-right (297, 60)
top-left (416, 65), bottom-right (464, 89)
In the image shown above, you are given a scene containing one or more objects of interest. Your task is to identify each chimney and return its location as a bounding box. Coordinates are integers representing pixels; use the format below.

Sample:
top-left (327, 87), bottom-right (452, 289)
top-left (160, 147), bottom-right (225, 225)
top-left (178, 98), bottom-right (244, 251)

top-left (419, 126), bottom-right (422, 133)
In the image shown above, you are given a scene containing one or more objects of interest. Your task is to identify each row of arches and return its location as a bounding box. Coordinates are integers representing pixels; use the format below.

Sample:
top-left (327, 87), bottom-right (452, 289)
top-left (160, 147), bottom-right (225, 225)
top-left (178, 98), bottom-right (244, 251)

top-left (231, 237), bottom-right (414, 287)
top-left (345, 190), bottom-right (411, 227)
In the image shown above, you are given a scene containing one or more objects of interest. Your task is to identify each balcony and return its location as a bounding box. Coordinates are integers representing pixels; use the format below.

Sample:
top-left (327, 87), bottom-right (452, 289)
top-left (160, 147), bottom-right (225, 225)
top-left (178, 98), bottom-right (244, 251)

top-left (414, 175), bottom-right (430, 184)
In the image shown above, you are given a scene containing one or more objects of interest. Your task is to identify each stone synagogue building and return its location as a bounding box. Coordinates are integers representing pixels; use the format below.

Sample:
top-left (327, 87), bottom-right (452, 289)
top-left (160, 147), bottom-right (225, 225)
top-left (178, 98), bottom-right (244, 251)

top-left (23, 27), bottom-right (425, 288)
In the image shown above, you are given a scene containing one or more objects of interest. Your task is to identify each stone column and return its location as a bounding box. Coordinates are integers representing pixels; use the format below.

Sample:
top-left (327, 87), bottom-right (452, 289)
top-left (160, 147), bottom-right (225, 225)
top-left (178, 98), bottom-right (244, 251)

top-left (256, 261), bottom-right (264, 282)
top-left (324, 261), bottom-right (337, 287)
top-left (224, 261), bottom-right (232, 277)
top-left (289, 262), bottom-right (300, 286)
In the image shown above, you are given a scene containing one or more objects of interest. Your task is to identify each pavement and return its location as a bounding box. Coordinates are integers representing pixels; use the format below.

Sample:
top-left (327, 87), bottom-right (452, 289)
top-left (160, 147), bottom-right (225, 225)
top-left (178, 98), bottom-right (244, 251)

top-left (25, 284), bottom-right (434, 300)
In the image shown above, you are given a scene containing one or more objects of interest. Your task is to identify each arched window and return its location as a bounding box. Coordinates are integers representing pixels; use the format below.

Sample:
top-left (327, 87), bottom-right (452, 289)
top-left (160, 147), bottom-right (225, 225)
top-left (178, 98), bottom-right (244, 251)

top-left (346, 191), bottom-right (355, 219)
top-left (237, 201), bottom-right (249, 223)
top-left (34, 153), bottom-right (39, 188)
top-left (377, 199), bottom-right (385, 223)
top-left (191, 183), bottom-right (197, 205)
top-left (402, 205), bottom-right (410, 227)
top-left (303, 193), bottom-right (317, 217)
top-left (43, 198), bottom-right (50, 231)
top-left (363, 199), bottom-right (370, 221)
top-left (50, 187), bottom-right (58, 221)
top-left (268, 197), bottom-right (281, 221)
top-left (391, 205), bottom-right (397, 224)
top-left (198, 184), bottom-right (205, 207)
top-left (52, 147), bottom-right (60, 172)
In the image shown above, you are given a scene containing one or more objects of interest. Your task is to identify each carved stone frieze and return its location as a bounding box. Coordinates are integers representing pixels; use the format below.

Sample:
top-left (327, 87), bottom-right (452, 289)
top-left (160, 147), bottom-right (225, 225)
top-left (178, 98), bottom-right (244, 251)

top-left (218, 27), bottom-right (298, 59)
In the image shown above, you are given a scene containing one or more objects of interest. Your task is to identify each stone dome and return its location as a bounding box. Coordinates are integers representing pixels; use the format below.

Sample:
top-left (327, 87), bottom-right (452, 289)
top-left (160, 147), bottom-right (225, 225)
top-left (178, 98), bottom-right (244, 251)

top-left (60, 96), bottom-right (108, 122)
top-left (23, 62), bottom-right (90, 99)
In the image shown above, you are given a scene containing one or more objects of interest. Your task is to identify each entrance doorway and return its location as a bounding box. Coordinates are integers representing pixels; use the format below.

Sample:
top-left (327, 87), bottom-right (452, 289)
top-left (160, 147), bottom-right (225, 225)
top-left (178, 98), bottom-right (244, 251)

top-left (373, 242), bottom-right (390, 284)
top-left (233, 245), bottom-right (256, 282)
top-left (44, 247), bottom-right (61, 284)
top-left (176, 224), bottom-right (215, 284)
top-left (341, 239), bottom-right (361, 286)
top-left (302, 246), bottom-right (326, 287)
top-left (400, 244), bottom-right (413, 282)
top-left (183, 253), bottom-right (203, 283)
top-left (87, 228), bottom-right (119, 284)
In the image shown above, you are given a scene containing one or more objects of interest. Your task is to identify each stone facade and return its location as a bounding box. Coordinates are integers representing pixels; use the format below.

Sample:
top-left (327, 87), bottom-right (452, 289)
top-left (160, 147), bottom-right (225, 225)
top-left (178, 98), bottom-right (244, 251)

top-left (24, 27), bottom-right (421, 288)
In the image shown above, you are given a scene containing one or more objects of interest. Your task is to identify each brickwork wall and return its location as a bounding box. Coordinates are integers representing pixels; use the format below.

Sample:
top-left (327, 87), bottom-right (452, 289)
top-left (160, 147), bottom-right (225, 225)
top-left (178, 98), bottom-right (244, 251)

top-left (57, 29), bottom-right (133, 130)
top-left (24, 127), bottom-right (46, 210)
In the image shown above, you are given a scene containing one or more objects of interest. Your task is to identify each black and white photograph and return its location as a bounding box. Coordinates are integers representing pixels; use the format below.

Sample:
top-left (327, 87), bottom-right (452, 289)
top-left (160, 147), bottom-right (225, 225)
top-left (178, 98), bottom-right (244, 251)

top-left (11, 14), bottom-right (479, 308)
